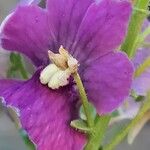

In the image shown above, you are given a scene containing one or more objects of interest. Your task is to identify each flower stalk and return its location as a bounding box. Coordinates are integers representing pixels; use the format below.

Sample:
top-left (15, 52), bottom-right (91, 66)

top-left (121, 0), bottom-right (149, 58)
top-left (73, 73), bottom-right (94, 127)
top-left (73, 73), bottom-right (110, 150)
top-left (84, 115), bottom-right (110, 150)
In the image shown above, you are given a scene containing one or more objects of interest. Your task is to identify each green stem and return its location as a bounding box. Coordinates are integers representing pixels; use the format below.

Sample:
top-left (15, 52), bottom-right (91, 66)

top-left (84, 116), bottom-right (111, 150)
top-left (73, 73), bottom-right (94, 127)
top-left (121, 0), bottom-right (149, 58)
top-left (103, 93), bottom-right (150, 150)
top-left (73, 73), bottom-right (111, 150)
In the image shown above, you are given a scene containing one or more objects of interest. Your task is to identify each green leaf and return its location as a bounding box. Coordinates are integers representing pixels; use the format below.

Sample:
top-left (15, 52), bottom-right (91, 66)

top-left (70, 119), bottom-right (90, 133)
top-left (7, 52), bottom-right (28, 79)
top-left (80, 103), bottom-right (96, 121)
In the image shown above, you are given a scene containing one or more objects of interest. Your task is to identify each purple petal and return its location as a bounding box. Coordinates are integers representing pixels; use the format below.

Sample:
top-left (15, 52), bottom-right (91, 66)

top-left (132, 48), bottom-right (150, 95)
top-left (133, 70), bottom-right (150, 96)
top-left (72, 0), bottom-right (131, 63)
top-left (118, 97), bottom-right (140, 120)
top-left (0, 5), bottom-right (52, 67)
top-left (0, 71), bottom-right (86, 150)
top-left (46, 0), bottom-right (93, 50)
top-left (82, 52), bottom-right (133, 115)
top-left (1, 0), bottom-right (131, 68)
top-left (132, 48), bottom-right (150, 69)
top-left (1, 0), bottom-right (93, 67)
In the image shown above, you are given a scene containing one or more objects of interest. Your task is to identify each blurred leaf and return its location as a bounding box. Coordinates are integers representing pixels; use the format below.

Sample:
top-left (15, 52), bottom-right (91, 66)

top-left (70, 119), bottom-right (90, 133)
top-left (7, 52), bottom-right (28, 79)
top-left (80, 103), bottom-right (97, 121)
top-left (111, 111), bottom-right (119, 117)
top-left (20, 129), bottom-right (36, 150)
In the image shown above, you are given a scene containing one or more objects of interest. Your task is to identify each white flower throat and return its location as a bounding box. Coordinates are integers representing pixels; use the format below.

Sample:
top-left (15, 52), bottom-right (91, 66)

top-left (40, 46), bottom-right (79, 89)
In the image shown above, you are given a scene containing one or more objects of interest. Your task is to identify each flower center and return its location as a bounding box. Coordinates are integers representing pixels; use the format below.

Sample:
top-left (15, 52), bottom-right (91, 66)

top-left (40, 46), bottom-right (79, 89)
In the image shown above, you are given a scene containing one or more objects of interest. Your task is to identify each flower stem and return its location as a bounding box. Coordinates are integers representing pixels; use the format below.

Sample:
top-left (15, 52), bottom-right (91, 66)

top-left (84, 115), bottom-right (111, 150)
top-left (73, 73), bottom-right (94, 127)
top-left (73, 73), bottom-right (111, 150)
top-left (121, 0), bottom-right (149, 58)
top-left (103, 92), bottom-right (150, 150)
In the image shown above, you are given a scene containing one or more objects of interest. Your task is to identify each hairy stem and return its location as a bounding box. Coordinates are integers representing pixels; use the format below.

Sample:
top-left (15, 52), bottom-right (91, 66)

top-left (73, 73), bottom-right (94, 127)
top-left (84, 116), bottom-right (110, 150)
top-left (73, 73), bottom-right (110, 150)
top-left (121, 0), bottom-right (149, 58)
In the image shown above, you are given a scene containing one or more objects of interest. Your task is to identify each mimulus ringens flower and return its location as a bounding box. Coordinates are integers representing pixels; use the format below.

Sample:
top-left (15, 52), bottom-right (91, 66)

top-left (0, 0), bottom-right (133, 149)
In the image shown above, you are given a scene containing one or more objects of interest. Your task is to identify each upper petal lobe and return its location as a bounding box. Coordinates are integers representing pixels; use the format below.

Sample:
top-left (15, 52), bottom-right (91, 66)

top-left (72, 0), bottom-right (131, 63)
top-left (0, 5), bottom-right (52, 67)
top-left (46, 0), bottom-right (93, 50)
top-left (1, 0), bottom-right (131, 67)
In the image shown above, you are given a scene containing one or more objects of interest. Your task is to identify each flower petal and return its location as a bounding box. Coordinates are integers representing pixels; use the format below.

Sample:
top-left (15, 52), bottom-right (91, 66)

top-left (82, 52), bottom-right (133, 115)
top-left (0, 5), bottom-right (53, 67)
top-left (0, 71), bottom-right (86, 150)
top-left (71, 0), bottom-right (131, 63)
top-left (46, 0), bottom-right (93, 50)
top-left (132, 48), bottom-right (150, 95)
top-left (133, 68), bottom-right (150, 96)
top-left (133, 48), bottom-right (150, 69)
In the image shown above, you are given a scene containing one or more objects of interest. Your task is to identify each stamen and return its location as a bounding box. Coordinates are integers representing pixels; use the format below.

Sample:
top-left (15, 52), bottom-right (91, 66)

top-left (40, 46), bottom-right (79, 89)
top-left (40, 64), bottom-right (60, 85)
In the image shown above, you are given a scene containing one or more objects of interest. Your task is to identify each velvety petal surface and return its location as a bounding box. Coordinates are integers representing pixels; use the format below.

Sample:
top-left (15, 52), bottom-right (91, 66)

top-left (1, 0), bottom-right (131, 68)
top-left (0, 71), bottom-right (86, 150)
top-left (1, 0), bottom-right (94, 67)
top-left (82, 52), bottom-right (133, 115)
top-left (0, 5), bottom-right (52, 67)
top-left (71, 0), bottom-right (131, 63)
top-left (46, 0), bottom-right (93, 50)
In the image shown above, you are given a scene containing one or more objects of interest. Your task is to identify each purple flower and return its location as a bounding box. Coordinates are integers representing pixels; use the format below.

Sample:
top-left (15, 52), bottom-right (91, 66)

top-left (132, 48), bottom-right (150, 96)
top-left (0, 0), bottom-right (133, 149)
top-left (116, 20), bottom-right (150, 122)
top-left (132, 20), bottom-right (150, 96)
